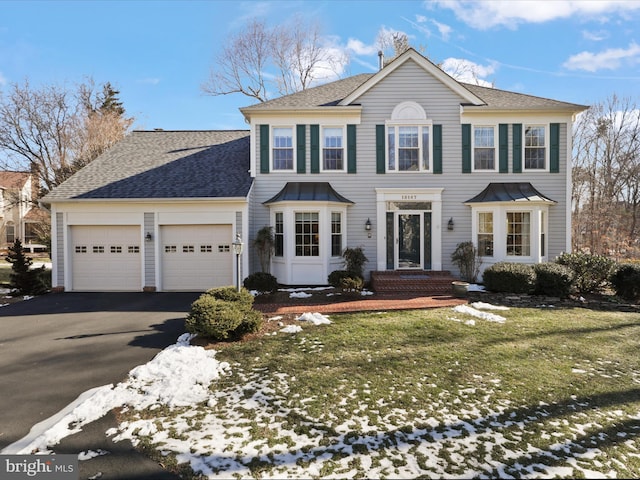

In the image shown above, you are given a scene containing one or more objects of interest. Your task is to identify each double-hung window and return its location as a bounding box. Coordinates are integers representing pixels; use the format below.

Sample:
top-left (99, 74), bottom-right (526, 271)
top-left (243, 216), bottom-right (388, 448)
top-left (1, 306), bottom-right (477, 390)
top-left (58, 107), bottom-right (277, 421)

top-left (473, 126), bottom-right (496, 170)
top-left (274, 212), bottom-right (284, 257)
top-left (331, 212), bottom-right (342, 257)
top-left (387, 125), bottom-right (430, 172)
top-left (322, 127), bottom-right (344, 171)
top-left (524, 125), bottom-right (546, 170)
top-left (272, 127), bottom-right (294, 171)
top-left (506, 212), bottom-right (531, 256)
top-left (295, 212), bottom-right (319, 257)
top-left (478, 212), bottom-right (494, 257)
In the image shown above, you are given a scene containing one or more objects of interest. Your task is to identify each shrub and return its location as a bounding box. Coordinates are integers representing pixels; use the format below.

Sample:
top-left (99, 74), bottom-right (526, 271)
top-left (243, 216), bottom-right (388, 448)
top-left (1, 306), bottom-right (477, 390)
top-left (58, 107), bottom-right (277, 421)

top-left (555, 252), bottom-right (616, 294)
top-left (185, 296), bottom-right (244, 340)
top-left (610, 263), bottom-right (640, 302)
top-left (187, 286), bottom-right (263, 341)
top-left (203, 286), bottom-right (254, 309)
top-left (451, 241), bottom-right (482, 283)
top-left (234, 308), bottom-right (264, 337)
top-left (5, 238), bottom-right (47, 296)
top-left (342, 247), bottom-right (368, 278)
top-left (482, 262), bottom-right (535, 294)
top-left (243, 272), bottom-right (278, 293)
top-left (533, 262), bottom-right (574, 297)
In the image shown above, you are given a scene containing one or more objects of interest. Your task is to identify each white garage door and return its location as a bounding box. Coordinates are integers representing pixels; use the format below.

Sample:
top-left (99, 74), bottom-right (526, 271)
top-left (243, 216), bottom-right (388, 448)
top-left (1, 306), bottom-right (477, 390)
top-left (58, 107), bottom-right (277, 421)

top-left (161, 224), bottom-right (233, 291)
top-left (71, 225), bottom-right (141, 291)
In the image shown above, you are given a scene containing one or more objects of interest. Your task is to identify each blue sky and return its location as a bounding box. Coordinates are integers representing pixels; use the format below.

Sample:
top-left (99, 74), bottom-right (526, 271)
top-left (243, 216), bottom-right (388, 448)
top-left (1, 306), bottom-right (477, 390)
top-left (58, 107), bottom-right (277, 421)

top-left (2, 0), bottom-right (640, 131)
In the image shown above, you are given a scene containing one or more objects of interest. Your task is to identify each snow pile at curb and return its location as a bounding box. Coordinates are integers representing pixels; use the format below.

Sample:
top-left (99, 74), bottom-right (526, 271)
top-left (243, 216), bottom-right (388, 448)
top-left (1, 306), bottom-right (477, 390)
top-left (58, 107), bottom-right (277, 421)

top-left (17, 333), bottom-right (230, 454)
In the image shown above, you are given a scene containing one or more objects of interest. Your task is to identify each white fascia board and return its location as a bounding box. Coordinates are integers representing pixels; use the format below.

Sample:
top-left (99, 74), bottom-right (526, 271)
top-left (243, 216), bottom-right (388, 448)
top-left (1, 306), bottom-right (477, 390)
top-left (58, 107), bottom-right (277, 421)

top-left (242, 106), bottom-right (362, 124)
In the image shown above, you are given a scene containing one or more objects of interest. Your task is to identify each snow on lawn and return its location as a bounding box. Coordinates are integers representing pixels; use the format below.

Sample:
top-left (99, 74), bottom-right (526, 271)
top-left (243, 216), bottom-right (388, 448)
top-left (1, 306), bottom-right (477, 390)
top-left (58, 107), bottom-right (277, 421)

top-left (296, 312), bottom-right (332, 325)
top-left (12, 312), bottom-right (637, 479)
top-left (453, 304), bottom-right (507, 323)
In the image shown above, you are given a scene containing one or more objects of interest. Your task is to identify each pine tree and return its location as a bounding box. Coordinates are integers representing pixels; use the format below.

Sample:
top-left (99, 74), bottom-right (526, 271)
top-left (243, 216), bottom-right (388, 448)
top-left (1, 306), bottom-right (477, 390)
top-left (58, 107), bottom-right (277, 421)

top-left (5, 238), bottom-right (47, 296)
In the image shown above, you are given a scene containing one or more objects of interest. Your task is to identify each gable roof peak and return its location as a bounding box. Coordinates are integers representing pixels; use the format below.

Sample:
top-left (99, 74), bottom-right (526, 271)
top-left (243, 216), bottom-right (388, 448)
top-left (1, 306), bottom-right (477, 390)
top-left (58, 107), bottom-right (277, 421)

top-left (340, 48), bottom-right (486, 106)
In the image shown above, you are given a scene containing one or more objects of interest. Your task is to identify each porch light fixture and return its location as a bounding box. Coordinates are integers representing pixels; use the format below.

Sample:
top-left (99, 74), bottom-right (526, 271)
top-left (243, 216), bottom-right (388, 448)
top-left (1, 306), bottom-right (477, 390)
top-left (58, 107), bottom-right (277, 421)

top-left (365, 218), bottom-right (372, 231)
top-left (447, 218), bottom-right (454, 231)
top-left (145, 232), bottom-right (152, 242)
top-left (232, 233), bottom-right (244, 292)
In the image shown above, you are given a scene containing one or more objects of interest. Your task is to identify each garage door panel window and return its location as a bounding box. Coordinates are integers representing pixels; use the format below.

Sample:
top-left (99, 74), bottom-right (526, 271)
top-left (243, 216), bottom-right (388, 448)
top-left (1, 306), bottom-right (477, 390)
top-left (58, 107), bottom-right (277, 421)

top-left (183, 245), bottom-right (195, 253)
top-left (110, 246), bottom-right (123, 253)
top-left (93, 246), bottom-right (105, 253)
top-left (128, 246), bottom-right (140, 253)
top-left (75, 245), bottom-right (87, 253)
top-left (201, 245), bottom-right (213, 253)
top-left (165, 245), bottom-right (177, 253)
top-left (218, 245), bottom-right (230, 253)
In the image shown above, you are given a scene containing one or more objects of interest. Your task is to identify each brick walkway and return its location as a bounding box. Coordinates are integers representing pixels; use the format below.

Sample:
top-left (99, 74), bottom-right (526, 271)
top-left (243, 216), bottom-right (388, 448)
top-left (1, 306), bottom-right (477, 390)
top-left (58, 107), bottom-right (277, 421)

top-left (254, 293), bottom-right (468, 315)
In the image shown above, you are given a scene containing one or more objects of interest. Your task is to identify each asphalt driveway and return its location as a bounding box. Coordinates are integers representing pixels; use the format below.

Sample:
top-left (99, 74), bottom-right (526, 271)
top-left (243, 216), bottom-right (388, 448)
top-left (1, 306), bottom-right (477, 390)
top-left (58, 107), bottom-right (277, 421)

top-left (0, 291), bottom-right (200, 477)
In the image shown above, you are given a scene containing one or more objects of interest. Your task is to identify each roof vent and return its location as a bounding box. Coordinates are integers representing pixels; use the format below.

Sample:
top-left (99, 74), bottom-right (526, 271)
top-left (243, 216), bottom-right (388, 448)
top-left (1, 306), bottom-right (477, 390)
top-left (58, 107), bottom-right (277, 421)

top-left (154, 128), bottom-right (163, 131)
top-left (378, 50), bottom-right (384, 70)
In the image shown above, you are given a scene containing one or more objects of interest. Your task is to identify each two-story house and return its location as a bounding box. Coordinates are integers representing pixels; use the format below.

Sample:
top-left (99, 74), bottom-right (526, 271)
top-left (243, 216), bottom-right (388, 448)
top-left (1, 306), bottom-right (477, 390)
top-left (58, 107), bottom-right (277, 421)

top-left (41, 49), bottom-right (587, 292)
top-left (0, 171), bottom-right (48, 253)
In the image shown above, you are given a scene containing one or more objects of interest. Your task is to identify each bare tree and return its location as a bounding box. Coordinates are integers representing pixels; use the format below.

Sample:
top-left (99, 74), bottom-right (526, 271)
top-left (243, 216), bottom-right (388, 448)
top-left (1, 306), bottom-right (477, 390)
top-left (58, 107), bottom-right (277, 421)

top-left (0, 79), bottom-right (133, 195)
top-left (572, 94), bottom-right (640, 258)
top-left (202, 18), bottom-right (348, 102)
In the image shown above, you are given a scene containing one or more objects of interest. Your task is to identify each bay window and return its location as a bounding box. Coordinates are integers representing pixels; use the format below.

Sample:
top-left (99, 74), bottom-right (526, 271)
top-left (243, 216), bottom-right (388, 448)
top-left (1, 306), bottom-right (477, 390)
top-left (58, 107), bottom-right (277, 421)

top-left (506, 212), bottom-right (531, 257)
top-left (478, 212), bottom-right (494, 256)
top-left (274, 212), bottom-right (284, 257)
top-left (295, 212), bottom-right (319, 257)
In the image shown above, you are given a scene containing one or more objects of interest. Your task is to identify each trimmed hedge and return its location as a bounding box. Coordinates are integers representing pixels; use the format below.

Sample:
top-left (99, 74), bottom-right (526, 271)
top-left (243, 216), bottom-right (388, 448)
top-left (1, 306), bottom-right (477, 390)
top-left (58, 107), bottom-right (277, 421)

top-left (482, 262), bottom-right (535, 294)
top-left (555, 252), bottom-right (616, 294)
top-left (533, 262), bottom-right (574, 297)
top-left (610, 263), bottom-right (640, 302)
top-left (243, 272), bottom-right (279, 293)
top-left (186, 286), bottom-right (263, 341)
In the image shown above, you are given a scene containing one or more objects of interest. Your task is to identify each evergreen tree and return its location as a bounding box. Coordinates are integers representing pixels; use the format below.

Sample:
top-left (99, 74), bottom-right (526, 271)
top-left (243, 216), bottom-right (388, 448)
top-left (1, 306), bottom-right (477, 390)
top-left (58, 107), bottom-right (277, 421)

top-left (5, 238), bottom-right (47, 296)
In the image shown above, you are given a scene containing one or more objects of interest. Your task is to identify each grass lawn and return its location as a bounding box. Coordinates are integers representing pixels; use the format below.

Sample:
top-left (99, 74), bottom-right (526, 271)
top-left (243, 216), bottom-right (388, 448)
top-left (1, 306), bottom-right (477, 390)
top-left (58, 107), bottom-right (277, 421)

top-left (118, 305), bottom-right (640, 479)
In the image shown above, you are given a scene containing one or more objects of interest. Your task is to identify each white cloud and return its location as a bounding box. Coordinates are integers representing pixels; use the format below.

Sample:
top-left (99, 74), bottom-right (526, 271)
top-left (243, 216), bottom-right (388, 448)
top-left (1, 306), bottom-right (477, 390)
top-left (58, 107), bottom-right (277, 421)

top-left (346, 38), bottom-right (378, 56)
top-left (434, 0), bottom-right (640, 29)
top-left (582, 29), bottom-right (609, 41)
top-left (563, 42), bottom-right (640, 72)
top-left (440, 57), bottom-right (496, 87)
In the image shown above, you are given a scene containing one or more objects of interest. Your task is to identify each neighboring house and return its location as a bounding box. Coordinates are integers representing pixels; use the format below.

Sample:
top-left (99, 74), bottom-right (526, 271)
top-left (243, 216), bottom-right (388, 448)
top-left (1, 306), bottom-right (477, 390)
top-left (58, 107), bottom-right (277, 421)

top-left (41, 49), bottom-right (588, 292)
top-left (0, 171), bottom-right (48, 253)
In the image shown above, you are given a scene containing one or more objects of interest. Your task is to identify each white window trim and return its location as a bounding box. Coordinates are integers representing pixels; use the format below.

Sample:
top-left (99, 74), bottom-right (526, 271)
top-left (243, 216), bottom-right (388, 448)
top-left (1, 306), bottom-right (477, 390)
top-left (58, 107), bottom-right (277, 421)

top-left (471, 125), bottom-right (498, 172)
top-left (270, 125), bottom-right (296, 172)
top-left (522, 123), bottom-right (550, 172)
top-left (385, 120), bottom-right (433, 173)
top-left (471, 204), bottom-right (550, 264)
top-left (320, 125), bottom-right (347, 173)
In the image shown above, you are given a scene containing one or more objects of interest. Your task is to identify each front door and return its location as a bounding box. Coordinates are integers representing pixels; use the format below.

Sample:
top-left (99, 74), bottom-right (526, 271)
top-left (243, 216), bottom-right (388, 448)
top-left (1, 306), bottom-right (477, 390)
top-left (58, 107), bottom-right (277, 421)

top-left (396, 212), bottom-right (422, 269)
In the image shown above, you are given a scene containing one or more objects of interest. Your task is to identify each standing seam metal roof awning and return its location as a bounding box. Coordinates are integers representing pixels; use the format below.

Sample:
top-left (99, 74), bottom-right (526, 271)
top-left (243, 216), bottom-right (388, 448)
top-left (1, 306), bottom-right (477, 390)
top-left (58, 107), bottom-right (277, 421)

top-left (263, 182), bottom-right (354, 204)
top-left (464, 183), bottom-right (556, 204)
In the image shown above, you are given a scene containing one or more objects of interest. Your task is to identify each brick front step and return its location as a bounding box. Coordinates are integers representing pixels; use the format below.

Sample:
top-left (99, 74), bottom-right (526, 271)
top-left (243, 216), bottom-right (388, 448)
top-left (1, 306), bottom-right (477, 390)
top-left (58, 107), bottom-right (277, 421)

top-left (370, 270), bottom-right (460, 295)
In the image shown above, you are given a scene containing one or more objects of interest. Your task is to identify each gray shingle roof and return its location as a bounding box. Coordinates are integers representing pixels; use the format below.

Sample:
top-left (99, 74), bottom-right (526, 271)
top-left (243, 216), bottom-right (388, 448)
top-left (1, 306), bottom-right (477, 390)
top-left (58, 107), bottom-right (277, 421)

top-left (240, 71), bottom-right (586, 113)
top-left (41, 130), bottom-right (252, 202)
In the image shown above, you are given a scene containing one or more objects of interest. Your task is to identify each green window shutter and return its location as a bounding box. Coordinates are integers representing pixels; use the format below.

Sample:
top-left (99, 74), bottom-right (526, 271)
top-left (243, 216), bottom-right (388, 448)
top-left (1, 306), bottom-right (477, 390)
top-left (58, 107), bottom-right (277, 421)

top-left (461, 124), bottom-right (471, 173)
top-left (310, 124), bottom-right (320, 173)
top-left (433, 124), bottom-right (442, 174)
top-left (550, 123), bottom-right (560, 173)
top-left (347, 124), bottom-right (356, 173)
top-left (499, 124), bottom-right (508, 173)
top-left (512, 123), bottom-right (522, 173)
top-left (296, 124), bottom-right (306, 173)
top-left (259, 124), bottom-right (270, 174)
top-left (376, 125), bottom-right (385, 174)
